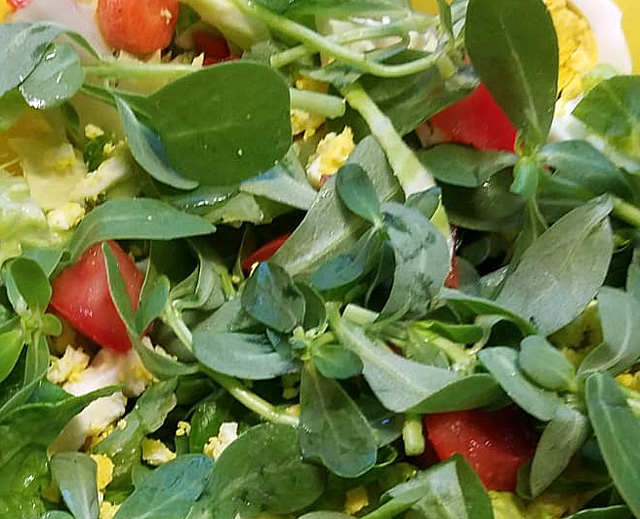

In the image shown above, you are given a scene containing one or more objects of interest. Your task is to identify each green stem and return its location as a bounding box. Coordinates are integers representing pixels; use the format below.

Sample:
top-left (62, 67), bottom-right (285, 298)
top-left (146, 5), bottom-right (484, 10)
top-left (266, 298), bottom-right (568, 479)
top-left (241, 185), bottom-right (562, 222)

top-left (342, 303), bottom-right (379, 327)
top-left (612, 196), bottom-right (640, 228)
top-left (227, 0), bottom-right (442, 78)
top-left (270, 14), bottom-right (436, 68)
top-left (203, 368), bottom-right (300, 426)
top-left (289, 89), bottom-right (346, 118)
top-left (402, 414), bottom-right (425, 456)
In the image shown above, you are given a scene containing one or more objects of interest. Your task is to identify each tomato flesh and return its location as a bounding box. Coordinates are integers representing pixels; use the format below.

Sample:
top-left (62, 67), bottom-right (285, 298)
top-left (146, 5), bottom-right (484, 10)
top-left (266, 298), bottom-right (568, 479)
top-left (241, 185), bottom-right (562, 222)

top-left (428, 84), bottom-right (516, 151)
top-left (50, 241), bottom-right (144, 353)
top-left (8, 0), bottom-right (31, 9)
top-left (241, 233), bottom-right (292, 271)
top-left (97, 0), bottom-right (179, 54)
top-left (192, 31), bottom-right (234, 66)
top-left (424, 407), bottom-right (538, 491)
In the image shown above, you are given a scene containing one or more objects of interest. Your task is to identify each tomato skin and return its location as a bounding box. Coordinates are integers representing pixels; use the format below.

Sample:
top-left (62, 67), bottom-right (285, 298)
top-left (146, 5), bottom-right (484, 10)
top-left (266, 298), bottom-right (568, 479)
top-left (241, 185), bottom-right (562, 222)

top-left (8, 0), bottom-right (32, 9)
top-left (97, 0), bottom-right (179, 54)
top-left (428, 84), bottom-right (516, 151)
top-left (193, 31), bottom-right (232, 66)
top-left (241, 233), bottom-right (291, 271)
top-left (444, 256), bottom-right (459, 289)
top-left (423, 407), bottom-right (538, 491)
top-left (50, 241), bottom-right (145, 353)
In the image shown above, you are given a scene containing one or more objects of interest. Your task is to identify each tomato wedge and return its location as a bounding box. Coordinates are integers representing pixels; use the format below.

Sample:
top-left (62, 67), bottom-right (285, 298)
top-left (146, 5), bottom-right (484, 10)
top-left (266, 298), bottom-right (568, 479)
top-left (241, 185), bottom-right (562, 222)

top-left (426, 84), bottom-right (516, 152)
top-left (192, 31), bottom-right (234, 66)
top-left (97, 0), bottom-right (179, 54)
top-left (50, 241), bottom-right (145, 353)
top-left (423, 407), bottom-right (538, 491)
top-left (241, 233), bottom-right (292, 271)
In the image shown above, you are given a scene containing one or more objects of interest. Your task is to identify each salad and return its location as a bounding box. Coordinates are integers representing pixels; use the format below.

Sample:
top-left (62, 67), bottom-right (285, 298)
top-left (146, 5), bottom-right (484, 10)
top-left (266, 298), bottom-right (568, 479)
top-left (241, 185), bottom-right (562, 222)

top-left (1, 0), bottom-right (640, 517)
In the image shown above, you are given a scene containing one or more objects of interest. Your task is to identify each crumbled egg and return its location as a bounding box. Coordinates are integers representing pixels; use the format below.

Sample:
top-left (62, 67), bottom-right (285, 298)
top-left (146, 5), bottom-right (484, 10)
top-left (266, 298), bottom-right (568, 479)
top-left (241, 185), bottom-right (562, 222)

top-left (306, 127), bottom-right (355, 188)
top-left (47, 345), bottom-right (90, 384)
top-left (85, 124), bottom-right (105, 140)
top-left (91, 454), bottom-right (115, 494)
top-left (142, 438), bottom-right (177, 466)
top-left (99, 501), bottom-right (121, 519)
top-left (616, 371), bottom-right (640, 392)
top-left (203, 422), bottom-right (239, 459)
top-left (46, 202), bottom-right (86, 232)
top-left (176, 421), bottom-right (192, 437)
top-left (344, 486), bottom-right (369, 515)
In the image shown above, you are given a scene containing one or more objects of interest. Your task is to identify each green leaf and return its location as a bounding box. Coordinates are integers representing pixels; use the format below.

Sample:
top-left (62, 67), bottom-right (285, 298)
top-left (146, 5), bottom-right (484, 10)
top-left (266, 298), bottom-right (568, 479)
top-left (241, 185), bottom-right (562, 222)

top-left (4, 257), bottom-right (51, 313)
top-left (311, 342), bottom-right (363, 380)
top-left (193, 332), bottom-right (300, 379)
top-left (0, 327), bottom-right (24, 384)
top-left (518, 335), bottom-right (575, 392)
top-left (465, 0), bottom-right (558, 146)
top-left (528, 406), bottom-right (589, 497)
top-left (67, 199), bottom-right (214, 262)
top-left (42, 512), bottom-right (75, 519)
top-left (19, 43), bottom-right (83, 110)
top-left (115, 97), bottom-right (198, 191)
top-left (410, 374), bottom-right (504, 414)
top-left (113, 455), bottom-right (213, 519)
top-left (189, 423), bottom-right (325, 519)
top-left (135, 275), bottom-right (170, 336)
top-left (241, 261), bottom-right (305, 333)
top-left (189, 392), bottom-right (233, 454)
top-left (336, 163), bottom-right (382, 224)
top-left (0, 22), bottom-right (65, 98)
top-left (300, 362), bottom-right (377, 478)
top-left (579, 287), bottom-right (640, 377)
top-left (147, 62), bottom-right (291, 185)
top-left (437, 0), bottom-right (454, 38)
top-left (539, 140), bottom-right (632, 199)
top-left (379, 202), bottom-right (450, 320)
top-left (0, 88), bottom-right (26, 132)
top-left (267, 0), bottom-right (410, 16)
top-left (586, 372), bottom-right (640, 517)
top-left (417, 144), bottom-right (517, 188)
top-left (565, 506), bottom-right (633, 519)
top-left (572, 76), bottom-right (640, 158)
top-left (298, 283), bottom-right (327, 330)
top-left (329, 311), bottom-right (459, 412)
top-left (273, 137), bottom-right (401, 277)
top-left (496, 197), bottom-right (613, 335)
top-left (479, 347), bottom-right (562, 421)
top-left (51, 452), bottom-right (99, 519)
top-left (240, 166), bottom-right (317, 211)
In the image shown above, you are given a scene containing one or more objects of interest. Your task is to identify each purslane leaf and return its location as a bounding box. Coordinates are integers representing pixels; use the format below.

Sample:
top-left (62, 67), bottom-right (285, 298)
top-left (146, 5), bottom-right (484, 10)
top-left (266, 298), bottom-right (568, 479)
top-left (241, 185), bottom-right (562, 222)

top-left (336, 163), bottom-right (382, 224)
top-left (518, 335), bottom-right (575, 392)
top-left (51, 452), bottom-right (99, 519)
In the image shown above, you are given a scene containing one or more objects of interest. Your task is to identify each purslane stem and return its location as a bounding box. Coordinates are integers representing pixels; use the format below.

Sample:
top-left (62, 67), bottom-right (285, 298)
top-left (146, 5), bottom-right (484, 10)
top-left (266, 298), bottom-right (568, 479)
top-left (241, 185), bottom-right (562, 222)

top-left (612, 196), bottom-right (640, 228)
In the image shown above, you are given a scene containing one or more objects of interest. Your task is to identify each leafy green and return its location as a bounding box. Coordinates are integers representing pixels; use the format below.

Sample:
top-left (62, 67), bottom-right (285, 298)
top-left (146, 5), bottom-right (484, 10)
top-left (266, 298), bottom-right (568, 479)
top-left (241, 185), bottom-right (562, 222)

top-left (518, 335), bottom-right (575, 392)
top-left (479, 347), bottom-right (562, 421)
top-left (51, 452), bottom-right (99, 519)
top-left (299, 362), bottom-right (377, 478)
top-left (586, 372), bottom-right (640, 517)
top-left (0, 327), bottom-right (24, 384)
top-left (189, 392), bottom-right (233, 454)
top-left (4, 257), bottom-right (51, 314)
top-left (578, 287), bottom-right (640, 377)
top-left (19, 43), bottom-right (84, 110)
top-left (566, 506), bottom-right (634, 519)
top-left (113, 455), bottom-right (213, 519)
top-left (311, 342), bottom-right (363, 379)
top-left (188, 423), bottom-right (325, 519)
top-left (573, 76), bottom-right (640, 158)
top-left (418, 144), bottom-right (517, 188)
top-left (465, 0), bottom-right (558, 146)
top-left (336, 163), bottom-right (383, 225)
top-left (240, 166), bottom-right (317, 211)
top-left (146, 62), bottom-right (291, 185)
top-left (0, 88), bottom-right (26, 132)
top-left (193, 332), bottom-right (300, 379)
top-left (241, 261), bottom-right (306, 333)
top-left (496, 197), bottom-right (613, 335)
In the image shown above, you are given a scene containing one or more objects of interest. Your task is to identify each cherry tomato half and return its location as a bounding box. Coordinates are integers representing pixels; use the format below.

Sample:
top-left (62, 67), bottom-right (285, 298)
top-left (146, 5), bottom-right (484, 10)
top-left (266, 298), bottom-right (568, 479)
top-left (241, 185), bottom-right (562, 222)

top-left (50, 241), bottom-right (145, 353)
top-left (97, 0), bottom-right (179, 54)
top-left (423, 407), bottom-right (538, 491)
top-left (241, 233), bottom-right (292, 271)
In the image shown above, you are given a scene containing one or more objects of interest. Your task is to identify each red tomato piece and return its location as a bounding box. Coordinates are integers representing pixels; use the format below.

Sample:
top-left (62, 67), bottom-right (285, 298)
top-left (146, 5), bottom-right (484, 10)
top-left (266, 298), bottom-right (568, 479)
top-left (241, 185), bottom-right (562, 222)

top-left (50, 241), bottom-right (145, 353)
top-left (428, 84), bottom-right (516, 151)
top-left (8, 0), bottom-right (32, 9)
top-left (193, 31), bottom-right (232, 66)
top-left (423, 407), bottom-right (538, 491)
top-left (444, 256), bottom-right (459, 289)
top-left (97, 0), bottom-right (179, 55)
top-left (241, 233), bottom-right (292, 271)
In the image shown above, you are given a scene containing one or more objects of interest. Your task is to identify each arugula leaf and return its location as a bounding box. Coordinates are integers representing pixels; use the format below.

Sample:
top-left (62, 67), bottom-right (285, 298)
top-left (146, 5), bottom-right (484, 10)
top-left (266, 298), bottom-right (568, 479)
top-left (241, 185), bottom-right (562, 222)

top-left (0, 22), bottom-right (65, 98)
top-left (465, 0), bottom-right (558, 147)
top-left (572, 76), bottom-right (640, 158)
top-left (51, 452), bottom-right (99, 519)
top-left (241, 261), bottom-right (306, 333)
top-left (273, 136), bottom-right (401, 277)
top-left (528, 406), bottom-right (590, 497)
top-left (336, 163), bottom-right (383, 225)
top-left (115, 97), bottom-right (199, 191)
top-left (479, 347), bottom-right (562, 421)
top-left (113, 455), bottom-right (213, 519)
top-left (188, 423), bottom-right (325, 519)
top-left (193, 332), bottom-right (300, 379)
top-left (379, 202), bottom-right (450, 320)
top-left (147, 62), bottom-right (291, 185)
top-left (578, 287), bottom-right (640, 377)
top-left (300, 362), bottom-right (377, 478)
top-left (19, 43), bottom-right (84, 110)
top-left (67, 199), bottom-right (214, 262)
top-left (586, 372), bottom-right (640, 517)
top-left (496, 197), bottom-right (614, 335)
top-left (418, 144), bottom-right (517, 188)
top-left (518, 335), bottom-right (575, 392)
